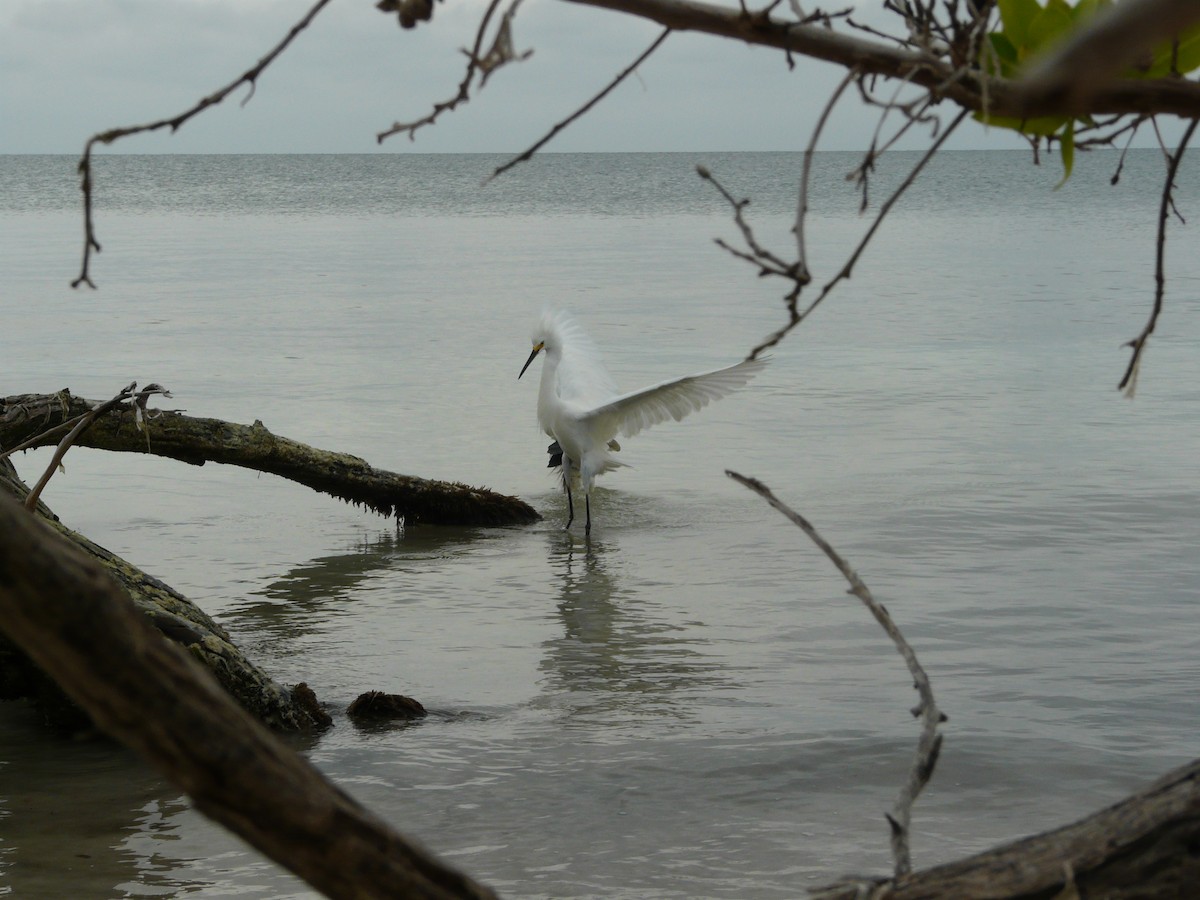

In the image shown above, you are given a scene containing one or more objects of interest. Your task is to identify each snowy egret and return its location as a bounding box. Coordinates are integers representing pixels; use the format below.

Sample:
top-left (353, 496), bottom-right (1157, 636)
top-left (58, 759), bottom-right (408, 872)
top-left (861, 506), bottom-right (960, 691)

top-left (518, 308), bottom-right (768, 534)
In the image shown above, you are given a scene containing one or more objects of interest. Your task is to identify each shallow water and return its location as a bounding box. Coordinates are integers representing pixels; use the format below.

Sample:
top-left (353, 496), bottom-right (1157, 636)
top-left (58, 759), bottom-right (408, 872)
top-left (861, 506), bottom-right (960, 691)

top-left (2, 150), bottom-right (1199, 897)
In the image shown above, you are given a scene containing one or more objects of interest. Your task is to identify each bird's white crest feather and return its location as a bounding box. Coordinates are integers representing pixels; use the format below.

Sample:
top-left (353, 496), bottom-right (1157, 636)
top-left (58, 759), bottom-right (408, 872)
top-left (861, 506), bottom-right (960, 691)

top-left (532, 308), bottom-right (618, 408)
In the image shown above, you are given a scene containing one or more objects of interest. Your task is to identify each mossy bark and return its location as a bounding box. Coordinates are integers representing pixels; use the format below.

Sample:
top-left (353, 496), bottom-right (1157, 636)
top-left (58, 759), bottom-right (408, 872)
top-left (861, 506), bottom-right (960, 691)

top-left (0, 491), bottom-right (497, 899)
top-left (1, 390), bottom-right (539, 526)
top-left (0, 457), bottom-right (328, 730)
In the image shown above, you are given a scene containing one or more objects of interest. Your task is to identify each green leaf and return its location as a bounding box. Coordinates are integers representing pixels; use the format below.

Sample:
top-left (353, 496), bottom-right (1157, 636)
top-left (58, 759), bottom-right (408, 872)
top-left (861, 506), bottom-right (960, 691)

top-left (1055, 119), bottom-right (1075, 188)
top-left (1071, 0), bottom-right (1111, 22)
top-left (986, 32), bottom-right (1019, 76)
top-left (1175, 27), bottom-right (1200, 74)
top-left (1025, 0), bottom-right (1074, 58)
top-left (996, 0), bottom-right (1042, 49)
top-left (974, 111), bottom-right (1069, 137)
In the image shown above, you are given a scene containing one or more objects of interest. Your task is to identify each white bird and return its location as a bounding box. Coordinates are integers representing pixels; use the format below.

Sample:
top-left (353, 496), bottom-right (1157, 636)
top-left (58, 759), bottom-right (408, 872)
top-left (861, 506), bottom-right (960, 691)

top-left (518, 309), bottom-right (768, 534)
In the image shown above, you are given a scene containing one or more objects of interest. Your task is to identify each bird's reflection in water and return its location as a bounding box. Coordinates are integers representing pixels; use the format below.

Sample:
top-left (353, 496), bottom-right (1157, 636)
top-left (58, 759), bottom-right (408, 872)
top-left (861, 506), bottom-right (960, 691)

top-left (220, 526), bottom-right (485, 656)
top-left (539, 530), bottom-right (726, 727)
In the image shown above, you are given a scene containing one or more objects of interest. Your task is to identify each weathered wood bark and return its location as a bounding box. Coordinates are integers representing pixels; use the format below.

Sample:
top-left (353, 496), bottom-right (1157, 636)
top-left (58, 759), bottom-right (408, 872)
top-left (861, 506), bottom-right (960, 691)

top-left (563, 0), bottom-right (1200, 120)
top-left (0, 492), bottom-right (499, 900)
top-left (814, 758), bottom-right (1200, 899)
top-left (0, 457), bottom-right (328, 730)
top-left (1, 391), bottom-right (539, 526)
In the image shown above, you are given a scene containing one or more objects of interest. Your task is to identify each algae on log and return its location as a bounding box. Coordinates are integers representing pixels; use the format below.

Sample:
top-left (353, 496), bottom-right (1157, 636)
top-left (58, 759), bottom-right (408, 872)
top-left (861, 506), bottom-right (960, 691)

top-left (1, 390), bottom-right (540, 526)
top-left (0, 457), bottom-right (328, 731)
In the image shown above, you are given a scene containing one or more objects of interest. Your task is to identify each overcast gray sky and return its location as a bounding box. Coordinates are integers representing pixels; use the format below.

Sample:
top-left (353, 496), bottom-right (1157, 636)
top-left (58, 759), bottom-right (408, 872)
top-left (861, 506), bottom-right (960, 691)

top-left (0, 0), bottom-right (1119, 155)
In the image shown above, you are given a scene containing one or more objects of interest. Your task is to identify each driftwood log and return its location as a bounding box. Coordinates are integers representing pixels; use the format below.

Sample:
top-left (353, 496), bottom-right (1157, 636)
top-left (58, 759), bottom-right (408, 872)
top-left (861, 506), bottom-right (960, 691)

top-left (1, 390), bottom-right (540, 526)
top-left (0, 456), bottom-right (329, 730)
top-left (814, 758), bottom-right (1200, 898)
top-left (0, 384), bottom-right (538, 729)
top-left (0, 491), bottom-right (498, 900)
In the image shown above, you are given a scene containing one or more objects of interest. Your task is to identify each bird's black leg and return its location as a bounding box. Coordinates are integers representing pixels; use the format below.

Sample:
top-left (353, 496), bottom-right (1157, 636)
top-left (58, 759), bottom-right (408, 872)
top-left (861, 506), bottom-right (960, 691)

top-left (565, 483), bottom-right (574, 530)
top-left (584, 494), bottom-right (591, 536)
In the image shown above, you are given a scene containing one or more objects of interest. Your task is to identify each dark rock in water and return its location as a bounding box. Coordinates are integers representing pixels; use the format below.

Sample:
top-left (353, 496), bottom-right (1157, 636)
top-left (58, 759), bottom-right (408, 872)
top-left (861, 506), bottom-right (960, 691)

top-left (547, 440), bottom-right (563, 468)
top-left (347, 690), bottom-right (427, 721)
top-left (291, 682), bottom-right (333, 729)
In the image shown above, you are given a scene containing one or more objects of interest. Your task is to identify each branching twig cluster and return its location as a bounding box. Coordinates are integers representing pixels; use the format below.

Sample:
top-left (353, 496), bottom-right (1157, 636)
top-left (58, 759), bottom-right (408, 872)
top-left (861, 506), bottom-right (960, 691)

top-left (700, 100), bottom-right (968, 361)
top-left (727, 471), bottom-right (945, 879)
top-left (695, 166), bottom-right (810, 292)
top-left (375, 0), bottom-right (533, 144)
top-left (3, 382), bottom-right (173, 511)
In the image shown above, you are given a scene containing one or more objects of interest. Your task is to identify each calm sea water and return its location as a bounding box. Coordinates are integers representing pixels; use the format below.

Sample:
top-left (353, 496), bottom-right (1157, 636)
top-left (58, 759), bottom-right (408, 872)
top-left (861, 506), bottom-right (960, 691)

top-left (2, 151), bottom-right (1198, 898)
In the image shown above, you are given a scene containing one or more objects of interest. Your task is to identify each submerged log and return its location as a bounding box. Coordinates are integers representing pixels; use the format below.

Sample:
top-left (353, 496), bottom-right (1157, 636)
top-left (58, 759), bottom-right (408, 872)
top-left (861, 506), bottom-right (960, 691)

top-left (0, 390), bottom-right (540, 527)
top-left (0, 457), bottom-right (329, 731)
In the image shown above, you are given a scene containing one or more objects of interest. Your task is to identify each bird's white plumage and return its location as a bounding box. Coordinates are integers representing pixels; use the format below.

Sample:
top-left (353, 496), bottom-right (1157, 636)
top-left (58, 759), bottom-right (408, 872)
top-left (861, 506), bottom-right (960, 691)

top-left (519, 308), bottom-right (767, 532)
top-left (585, 357), bottom-right (769, 442)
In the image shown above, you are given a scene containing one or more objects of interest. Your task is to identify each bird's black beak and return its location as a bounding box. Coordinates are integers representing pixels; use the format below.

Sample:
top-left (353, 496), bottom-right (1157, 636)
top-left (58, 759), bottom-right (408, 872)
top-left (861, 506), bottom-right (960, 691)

top-left (518, 342), bottom-right (544, 380)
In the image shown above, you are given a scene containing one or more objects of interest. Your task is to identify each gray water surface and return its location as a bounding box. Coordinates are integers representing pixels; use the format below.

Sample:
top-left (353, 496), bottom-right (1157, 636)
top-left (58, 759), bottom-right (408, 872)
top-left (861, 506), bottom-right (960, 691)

top-left (2, 150), bottom-right (1198, 898)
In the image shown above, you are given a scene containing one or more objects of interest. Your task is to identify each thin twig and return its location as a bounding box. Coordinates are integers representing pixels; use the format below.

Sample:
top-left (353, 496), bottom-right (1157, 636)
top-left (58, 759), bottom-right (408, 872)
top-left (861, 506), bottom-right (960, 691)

top-left (23, 383), bottom-right (172, 511)
top-left (727, 471), bottom-right (944, 879)
top-left (698, 167), bottom-right (802, 281)
top-left (486, 28), bottom-right (671, 182)
top-left (847, 91), bottom-right (936, 214)
top-left (71, 0), bottom-right (334, 289)
top-left (1118, 118), bottom-right (1198, 396)
top-left (795, 68), bottom-right (860, 277)
top-left (0, 410), bottom-right (89, 462)
top-left (749, 107), bottom-right (969, 359)
top-left (375, 0), bottom-right (514, 143)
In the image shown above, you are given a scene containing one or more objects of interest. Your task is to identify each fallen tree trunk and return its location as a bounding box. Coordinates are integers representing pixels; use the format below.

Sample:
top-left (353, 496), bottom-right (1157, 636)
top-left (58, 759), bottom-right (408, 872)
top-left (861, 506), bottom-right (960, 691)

top-left (0, 492), bottom-right (498, 900)
top-left (0, 390), bottom-right (539, 527)
top-left (0, 457), bottom-right (329, 731)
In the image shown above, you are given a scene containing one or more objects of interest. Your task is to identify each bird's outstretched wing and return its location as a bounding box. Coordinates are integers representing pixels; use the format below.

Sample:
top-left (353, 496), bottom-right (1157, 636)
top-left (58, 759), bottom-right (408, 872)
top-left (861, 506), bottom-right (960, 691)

top-left (581, 356), bottom-right (768, 440)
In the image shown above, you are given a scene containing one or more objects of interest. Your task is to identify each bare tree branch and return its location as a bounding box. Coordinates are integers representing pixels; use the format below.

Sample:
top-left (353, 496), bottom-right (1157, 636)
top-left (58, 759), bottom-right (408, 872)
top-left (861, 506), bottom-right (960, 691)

top-left (375, 0), bottom-right (531, 144)
top-left (697, 165), bottom-right (806, 286)
top-left (1118, 117), bottom-right (1199, 396)
top-left (486, 27), bottom-right (671, 182)
top-left (2, 390), bottom-right (540, 527)
top-left (795, 67), bottom-right (861, 278)
top-left (563, 0), bottom-right (1200, 119)
top-left (727, 471), bottom-right (945, 879)
top-left (810, 756), bottom-right (1200, 898)
top-left (749, 107), bottom-right (969, 360)
top-left (71, 0), bottom-right (335, 289)
top-left (0, 494), bottom-right (500, 900)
